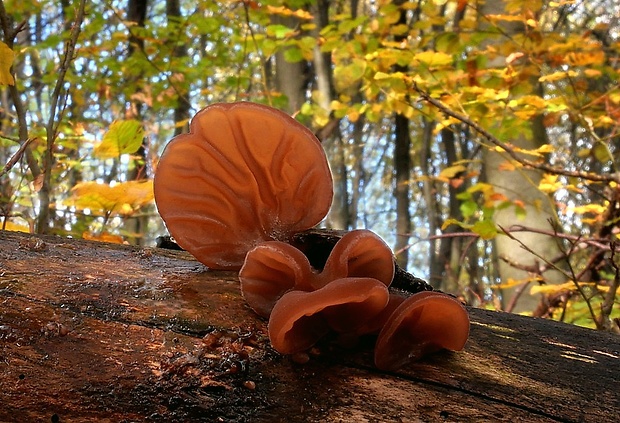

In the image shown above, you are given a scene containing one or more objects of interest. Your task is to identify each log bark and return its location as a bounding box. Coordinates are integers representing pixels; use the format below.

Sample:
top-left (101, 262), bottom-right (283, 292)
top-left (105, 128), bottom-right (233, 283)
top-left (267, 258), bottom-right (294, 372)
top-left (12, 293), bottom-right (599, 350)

top-left (0, 230), bottom-right (619, 422)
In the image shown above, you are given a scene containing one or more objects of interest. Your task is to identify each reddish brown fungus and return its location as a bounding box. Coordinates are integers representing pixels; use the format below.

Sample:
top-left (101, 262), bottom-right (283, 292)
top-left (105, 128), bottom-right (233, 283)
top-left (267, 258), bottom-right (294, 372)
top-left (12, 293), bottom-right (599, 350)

top-left (239, 241), bottom-right (314, 318)
top-left (374, 291), bottom-right (470, 371)
top-left (353, 293), bottom-right (407, 336)
top-left (239, 229), bottom-right (395, 317)
top-left (318, 229), bottom-right (395, 289)
top-left (268, 277), bottom-right (390, 354)
top-left (154, 102), bottom-right (333, 270)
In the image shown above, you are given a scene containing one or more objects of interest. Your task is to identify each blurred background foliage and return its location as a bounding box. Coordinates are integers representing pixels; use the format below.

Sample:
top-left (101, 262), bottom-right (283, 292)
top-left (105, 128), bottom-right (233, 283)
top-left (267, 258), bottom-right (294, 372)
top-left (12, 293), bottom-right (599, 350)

top-left (1, 0), bottom-right (619, 329)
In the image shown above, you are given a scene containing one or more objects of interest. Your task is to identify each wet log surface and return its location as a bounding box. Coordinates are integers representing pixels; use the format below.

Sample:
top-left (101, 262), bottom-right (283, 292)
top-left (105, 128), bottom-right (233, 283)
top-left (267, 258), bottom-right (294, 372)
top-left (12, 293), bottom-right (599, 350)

top-left (1, 230), bottom-right (619, 422)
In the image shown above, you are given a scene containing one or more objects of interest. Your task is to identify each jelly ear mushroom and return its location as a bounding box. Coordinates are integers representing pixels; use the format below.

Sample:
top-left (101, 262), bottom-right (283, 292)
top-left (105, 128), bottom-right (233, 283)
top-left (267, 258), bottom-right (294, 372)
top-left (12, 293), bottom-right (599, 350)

top-left (374, 291), bottom-right (470, 371)
top-left (154, 102), bottom-right (333, 270)
top-left (318, 229), bottom-right (395, 289)
top-left (268, 278), bottom-right (389, 354)
top-left (239, 241), bottom-right (314, 318)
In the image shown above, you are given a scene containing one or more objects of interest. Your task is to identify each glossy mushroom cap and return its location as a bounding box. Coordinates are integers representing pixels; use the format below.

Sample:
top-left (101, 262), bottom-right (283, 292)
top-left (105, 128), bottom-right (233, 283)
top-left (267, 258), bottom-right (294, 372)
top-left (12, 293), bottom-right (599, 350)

top-left (154, 102), bottom-right (333, 270)
top-left (239, 229), bottom-right (395, 318)
top-left (239, 241), bottom-right (314, 318)
top-left (268, 277), bottom-right (390, 354)
top-left (318, 229), bottom-right (395, 289)
top-left (374, 291), bottom-right (470, 371)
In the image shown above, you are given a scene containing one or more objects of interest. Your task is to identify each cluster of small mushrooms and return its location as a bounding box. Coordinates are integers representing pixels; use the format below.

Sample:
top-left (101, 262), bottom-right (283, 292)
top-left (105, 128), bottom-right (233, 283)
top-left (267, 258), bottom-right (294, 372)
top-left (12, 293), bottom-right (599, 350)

top-left (153, 102), bottom-right (469, 371)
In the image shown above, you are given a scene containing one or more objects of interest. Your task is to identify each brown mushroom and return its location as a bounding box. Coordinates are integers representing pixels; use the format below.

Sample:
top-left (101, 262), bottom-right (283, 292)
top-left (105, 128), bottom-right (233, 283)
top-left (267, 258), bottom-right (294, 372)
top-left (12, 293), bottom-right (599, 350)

top-left (317, 229), bottom-right (395, 289)
top-left (268, 277), bottom-right (390, 354)
top-left (239, 229), bottom-right (395, 318)
top-left (353, 293), bottom-right (406, 336)
top-left (374, 291), bottom-right (470, 371)
top-left (153, 102), bottom-right (333, 270)
top-left (239, 241), bottom-right (314, 318)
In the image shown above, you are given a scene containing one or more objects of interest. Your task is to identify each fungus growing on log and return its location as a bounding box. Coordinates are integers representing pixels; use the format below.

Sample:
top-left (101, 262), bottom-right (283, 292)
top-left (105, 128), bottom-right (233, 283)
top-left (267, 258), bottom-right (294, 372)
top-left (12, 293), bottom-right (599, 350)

top-left (238, 241), bottom-right (314, 318)
top-left (154, 101), bottom-right (471, 371)
top-left (239, 229), bottom-right (395, 318)
top-left (267, 277), bottom-right (390, 354)
top-left (153, 102), bottom-right (333, 270)
top-left (374, 291), bottom-right (470, 371)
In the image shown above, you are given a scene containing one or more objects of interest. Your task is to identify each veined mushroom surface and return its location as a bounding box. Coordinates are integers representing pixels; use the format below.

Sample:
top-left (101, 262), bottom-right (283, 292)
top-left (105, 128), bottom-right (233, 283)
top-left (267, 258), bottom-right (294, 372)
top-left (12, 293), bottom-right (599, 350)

top-left (239, 229), bottom-right (395, 317)
top-left (154, 102), bottom-right (333, 270)
top-left (154, 101), bottom-right (470, 372)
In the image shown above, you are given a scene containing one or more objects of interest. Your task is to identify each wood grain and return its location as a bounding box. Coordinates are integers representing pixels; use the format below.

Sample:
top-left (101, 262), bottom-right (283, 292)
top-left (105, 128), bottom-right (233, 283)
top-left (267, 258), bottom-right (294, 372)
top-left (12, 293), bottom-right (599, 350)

top-left (1, 230), bottom-right (618, 422)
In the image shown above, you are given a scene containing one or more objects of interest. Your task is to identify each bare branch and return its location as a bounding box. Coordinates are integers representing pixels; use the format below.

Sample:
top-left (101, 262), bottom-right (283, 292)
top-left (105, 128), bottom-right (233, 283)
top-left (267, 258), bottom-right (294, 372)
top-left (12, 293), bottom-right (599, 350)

top-left (498, 224), bottom-right (600, 326)
top-left (0, 138), bottom-right (34, 178)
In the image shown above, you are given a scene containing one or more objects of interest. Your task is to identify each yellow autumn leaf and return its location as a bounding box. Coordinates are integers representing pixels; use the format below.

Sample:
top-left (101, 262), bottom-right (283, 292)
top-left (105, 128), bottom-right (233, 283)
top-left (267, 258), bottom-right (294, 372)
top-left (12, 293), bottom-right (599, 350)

top-left (0, 41), bottom-right (15, 86)
top-left (511, 143), bottom-right (551, 158)
top-left (494, 276), bottom-right (543, 289)
top-left (70, 180), bottom-right (154, 215)
top-left (441, 218), bottom-right (465, 231)
top-left (373, 71), bottom-right (393, 80)
top-left (531, 281), bottom-right (609, 295)
top-left (539, 70), bottom-right (578, 82)
top-left (536, 144), bottom-right (554, 154)
top-left (485, 14), bottom-right (524, 23)
top-left (413, 51), bottom-right (453, 67)
top-left (508, 95), bottom-right (546, 110)
top-left (538, 174), bottom-right (562, 193)
top-left (439, 164), bottom-right (466, 179)
top-left (2, 220), bottom-right (30, 233)
top-left (82, 231), bottom-right (126, 244)
top-left (267, 5), bottom-right (313, 20)
top-left (568, 203), bottom-right (607, 215)
top-left (566, 51), bottom-right (605, 66)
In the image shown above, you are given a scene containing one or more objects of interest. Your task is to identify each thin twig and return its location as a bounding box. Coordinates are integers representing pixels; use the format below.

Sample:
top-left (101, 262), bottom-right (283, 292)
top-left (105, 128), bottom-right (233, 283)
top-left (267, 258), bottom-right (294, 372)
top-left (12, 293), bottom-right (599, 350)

top-left (506, 224), bottom-right (612, 251)
top-left (498, 224), bottom-right (600, 326)
top-left (0, 138), bottom-right (34, 178)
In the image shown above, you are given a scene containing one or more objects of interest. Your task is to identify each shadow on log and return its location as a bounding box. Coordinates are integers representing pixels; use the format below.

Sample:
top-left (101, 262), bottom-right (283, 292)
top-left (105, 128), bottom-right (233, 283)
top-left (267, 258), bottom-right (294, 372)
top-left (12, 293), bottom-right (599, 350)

top-left (1, 230), bottom-right (619, 422)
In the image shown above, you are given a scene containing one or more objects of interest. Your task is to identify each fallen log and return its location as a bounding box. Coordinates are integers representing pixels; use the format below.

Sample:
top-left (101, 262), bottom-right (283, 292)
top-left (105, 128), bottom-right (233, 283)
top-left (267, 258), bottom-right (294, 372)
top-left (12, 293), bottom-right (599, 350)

top-left (0, 230), bottom-right (618, 422)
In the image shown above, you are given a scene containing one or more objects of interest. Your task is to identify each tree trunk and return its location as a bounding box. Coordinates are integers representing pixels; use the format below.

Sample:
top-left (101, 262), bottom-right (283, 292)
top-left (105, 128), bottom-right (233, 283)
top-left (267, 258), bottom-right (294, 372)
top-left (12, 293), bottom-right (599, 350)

top-left (394, 113), bottom-right (412, 270)
top-left (435, 126), bottom-right (467, 294)
top-left (392, 1), bottom-right (412, 270)
top-left (272, 14), bottom-right (306, 114)
top-left (311, 0), bottom-right (352, 230)
top-left (166, 0), bottom-right (191, 136)
top-left (124, 0), bottom-right (149, 246)
top-left (1, 230), bottom-right (618, 422)
top-left (478, 0), bottom-right (565, 313)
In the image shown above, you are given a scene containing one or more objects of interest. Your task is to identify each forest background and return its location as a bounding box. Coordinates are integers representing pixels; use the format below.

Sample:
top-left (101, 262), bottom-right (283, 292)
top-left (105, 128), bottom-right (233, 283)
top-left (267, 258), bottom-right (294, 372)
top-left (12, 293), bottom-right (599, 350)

top-left (1, 0), bottom-right (619, 330)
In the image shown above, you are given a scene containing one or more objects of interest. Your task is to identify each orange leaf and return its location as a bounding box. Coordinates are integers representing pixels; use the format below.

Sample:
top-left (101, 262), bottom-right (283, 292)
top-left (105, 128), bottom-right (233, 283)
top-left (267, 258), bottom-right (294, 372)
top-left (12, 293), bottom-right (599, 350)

top-left (0, 41), bottom-right (15, 86)
top-left (489, 192), bottom-right (508, 202)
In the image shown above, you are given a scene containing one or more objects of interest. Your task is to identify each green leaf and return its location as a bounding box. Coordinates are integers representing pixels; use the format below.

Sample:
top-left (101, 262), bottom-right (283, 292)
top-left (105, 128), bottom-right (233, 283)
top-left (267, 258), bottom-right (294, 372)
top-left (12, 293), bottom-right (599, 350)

top-left (95, 120), bottom-right (144, 159)
top-left (592, 142), bottom-right (614, 164)
top-left (460, 200), bottom-right (478, 218)
top-left (515, 203), bottom-right (527, 220)
top-left (283, 46), bottom-right (304, 63)
top-left (266, 24), bottom-right (295, 39)
top-left (472, 220), bottom-right (497, 240)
